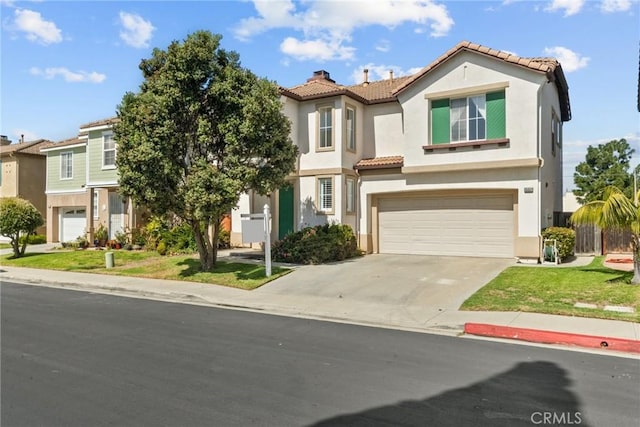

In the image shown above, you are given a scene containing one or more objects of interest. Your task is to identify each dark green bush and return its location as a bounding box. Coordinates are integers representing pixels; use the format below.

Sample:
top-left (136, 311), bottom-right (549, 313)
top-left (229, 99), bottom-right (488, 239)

top-left (156, 241), bottom-right (167, 256)
top-left (18, 234), bottom-right (47, 245)
top-left (272, 223), bottom-right (360, 264)
top-left (164, 222), bottom-right (197, 253)
top-left (217, 228), bottom-right (230, 249)
top-left (541, 227), bottom-right (575, 260)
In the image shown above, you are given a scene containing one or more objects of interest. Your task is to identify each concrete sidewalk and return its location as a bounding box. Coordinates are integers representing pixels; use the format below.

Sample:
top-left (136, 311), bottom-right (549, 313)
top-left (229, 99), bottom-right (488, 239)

top-left (1, 249), bottom-right (638, 357)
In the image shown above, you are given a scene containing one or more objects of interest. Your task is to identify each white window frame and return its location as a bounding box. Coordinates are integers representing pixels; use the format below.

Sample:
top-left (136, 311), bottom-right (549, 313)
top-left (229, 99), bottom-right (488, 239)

top-left (317, 176), bottom-right (334, 214)
top-left (102, 132), bottom-right (116, 169)
top-left (450, 95), bottom-right (486, 143)
top-left (345, 105), bottom-right (356, 152)
top-left (316, 105), bottom-right (334, 151)
top-left (60, 151), bottom-right (73, 180)
top-left (345, 177), bottom-right (356, 214)
top-left (93, 191), bottom-right (99, 219)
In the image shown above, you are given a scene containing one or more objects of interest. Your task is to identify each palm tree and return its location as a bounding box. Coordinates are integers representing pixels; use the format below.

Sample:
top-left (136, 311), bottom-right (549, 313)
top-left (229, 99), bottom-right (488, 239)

top-left (570, 186), bottom-right (640, 284)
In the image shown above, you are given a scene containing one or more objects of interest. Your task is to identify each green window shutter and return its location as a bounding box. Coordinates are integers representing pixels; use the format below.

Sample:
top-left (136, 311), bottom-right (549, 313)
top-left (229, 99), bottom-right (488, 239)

top-left (431, 98), bottom-right (450, 145)
top-left (486, 90), bottom-right (506, 139)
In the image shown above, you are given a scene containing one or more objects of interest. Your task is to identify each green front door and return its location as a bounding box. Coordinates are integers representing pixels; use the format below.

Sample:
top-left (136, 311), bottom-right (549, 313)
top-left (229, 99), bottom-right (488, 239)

top-left (278, 185), bottom-right (294, 240)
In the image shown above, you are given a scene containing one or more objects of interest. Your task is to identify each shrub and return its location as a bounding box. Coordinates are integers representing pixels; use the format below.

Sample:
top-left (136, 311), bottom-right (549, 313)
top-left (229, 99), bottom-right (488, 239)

top-left (94, 224), bottom-right (108, 243)
top-left (272, 223), bottom-right (360, 264)
top-left (156, 241), bottom-right (167, 256)
top-left (218, 228), bottom-right (230, 249)
top-left (164, 222), bottom-right (197, 253)
top-left (0, 197), bottom-right (44, 257)
top-left (541, 227), bottom-right (575, 261)
top-left (18, 234), bottom-right (47, 245)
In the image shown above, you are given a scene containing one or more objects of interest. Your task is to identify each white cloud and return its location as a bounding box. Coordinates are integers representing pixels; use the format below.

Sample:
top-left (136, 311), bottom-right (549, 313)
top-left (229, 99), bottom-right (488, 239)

top-left (13, 9), bottom-right (62, 44)
top-left (280, 37), bottom-right (355, 62)
top-left (30, 67), bottom-right (106, 83)
top-left (350, 63), bottom-right (422, 84)
top-left (118, 11), bottom-right (154, 48)
top-left (544, 0), bottom-right (585, 16)
top-left (235, 0), bottom-right (454, 62)
top-left (543, 46), bottom-right (589, 72)
top-left (375, 39), bottom-right (391, 52)
top-left (601, 0), bottom-right (632, 12)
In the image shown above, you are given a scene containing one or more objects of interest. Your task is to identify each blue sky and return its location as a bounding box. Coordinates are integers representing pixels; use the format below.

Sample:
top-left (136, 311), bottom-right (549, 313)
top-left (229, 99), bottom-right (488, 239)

top-left (1, 0), bottom-right (639, 190)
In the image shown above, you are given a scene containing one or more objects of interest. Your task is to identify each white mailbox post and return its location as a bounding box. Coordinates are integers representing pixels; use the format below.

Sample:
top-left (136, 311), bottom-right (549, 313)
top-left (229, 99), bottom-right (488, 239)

top-left (240, 204), bottom-right (272, 277)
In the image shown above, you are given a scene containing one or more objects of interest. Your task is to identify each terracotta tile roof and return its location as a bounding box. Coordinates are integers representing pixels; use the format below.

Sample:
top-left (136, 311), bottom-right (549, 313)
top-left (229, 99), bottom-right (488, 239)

top-left (1, 139), bottom-right (51, 156)
top-left (282, 40), bottom-right (571, 121)
top-left (281, 72), bottom-right (412, 105)
top-left (354, 155), bottom-right (404, 170)
top-left (79, 116), bottom-right (119, 130)
top-left (347, 75), bottom-right (413, 102)
top-left (40, 137), bottom-right (86, 151)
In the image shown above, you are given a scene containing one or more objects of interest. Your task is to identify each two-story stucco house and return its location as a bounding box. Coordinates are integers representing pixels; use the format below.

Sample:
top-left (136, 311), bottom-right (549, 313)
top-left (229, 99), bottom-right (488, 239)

top-left (231, 41), bottom-right (570, 261)
top-left (0, 136), bottom-right (50, 236)
top-left (42, 118), bottom-right (142, 243)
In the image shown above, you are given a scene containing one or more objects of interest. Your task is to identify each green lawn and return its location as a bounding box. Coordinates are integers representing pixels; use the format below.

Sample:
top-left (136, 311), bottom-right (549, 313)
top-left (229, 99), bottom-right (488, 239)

top-left (1, 250), bottom-right (290, 290)
top-left (461, 257), bottom-right (640, 322)
top-left (0, 243), bottom-right (10, 249)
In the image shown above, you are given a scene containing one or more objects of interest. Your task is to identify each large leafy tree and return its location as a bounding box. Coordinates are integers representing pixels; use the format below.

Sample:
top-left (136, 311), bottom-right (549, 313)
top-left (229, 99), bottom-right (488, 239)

top-left (573, 138), bottom-right (634, 204)
top-left (570, 186), bottom-right (640, 284)
top-left (114, 31), bottom-right (297, 271)
top-left (0, 197), bottom-right (44, 258)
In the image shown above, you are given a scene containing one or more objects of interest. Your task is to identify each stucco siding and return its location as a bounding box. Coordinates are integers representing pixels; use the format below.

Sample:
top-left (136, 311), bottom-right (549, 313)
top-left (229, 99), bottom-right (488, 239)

top-left (398, 51), bottom-right (546, 168)
top-left (0, 158), bottom-right (18, 197)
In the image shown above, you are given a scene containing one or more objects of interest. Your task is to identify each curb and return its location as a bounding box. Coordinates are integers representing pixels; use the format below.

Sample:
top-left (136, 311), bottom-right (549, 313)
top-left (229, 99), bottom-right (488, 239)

top-left (464, 323), bottom-right (640, 354)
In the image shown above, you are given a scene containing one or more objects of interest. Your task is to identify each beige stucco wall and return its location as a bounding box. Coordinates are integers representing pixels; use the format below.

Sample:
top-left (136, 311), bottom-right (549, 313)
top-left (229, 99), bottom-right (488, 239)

top-left (46, 191), bottom-right (89, 243)
top-left (0, 157), bottom-right (18, 197)
top-left (1, 154), bottom-right (46, 235)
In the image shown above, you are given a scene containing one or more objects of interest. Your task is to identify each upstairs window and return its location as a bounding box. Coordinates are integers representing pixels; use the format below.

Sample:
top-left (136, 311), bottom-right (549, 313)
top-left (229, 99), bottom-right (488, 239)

top-left (60, 152), bottom-right (73, 179)
top-left (318, 106), bottom-right (333, 150)
top-left (431, 90), bottom-right (505, 145)
top-left (346, 106), bottom-right (356, 151)
top-left (103, 133), bottom-right (116, 168)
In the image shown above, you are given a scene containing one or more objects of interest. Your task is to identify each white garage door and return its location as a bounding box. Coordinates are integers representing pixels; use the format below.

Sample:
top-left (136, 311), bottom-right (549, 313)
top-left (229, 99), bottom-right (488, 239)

top-left (378, 194), bottom-right (514, 258)
top-left (61, 208), bottom-right (86, 242)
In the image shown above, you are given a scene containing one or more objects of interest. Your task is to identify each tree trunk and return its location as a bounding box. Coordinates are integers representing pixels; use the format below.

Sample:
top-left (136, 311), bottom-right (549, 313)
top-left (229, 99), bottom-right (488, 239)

top-left (632, 235), bottom-right (640, 285)
top-left (19, 232), bottom-right (29, 256)
top-left (192, 220), bottom-right (211, 271)
top-left (11, 233), bottom-right (20, 258)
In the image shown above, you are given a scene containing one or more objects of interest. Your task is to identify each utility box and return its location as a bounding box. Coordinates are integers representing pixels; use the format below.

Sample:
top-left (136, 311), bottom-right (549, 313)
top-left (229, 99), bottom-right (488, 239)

top-left (105, 251), bottom-right (115, 268)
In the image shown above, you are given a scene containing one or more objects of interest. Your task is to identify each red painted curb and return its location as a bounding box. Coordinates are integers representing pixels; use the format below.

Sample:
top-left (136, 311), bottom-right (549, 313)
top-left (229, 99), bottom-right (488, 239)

top-left (464, 323), bottom-right (640, 354)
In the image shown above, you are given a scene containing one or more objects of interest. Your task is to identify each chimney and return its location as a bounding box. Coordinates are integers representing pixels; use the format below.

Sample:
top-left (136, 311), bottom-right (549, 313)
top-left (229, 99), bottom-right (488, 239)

top-left (307, 70), bottom-right (335, 83)
top-left (20, 134), bottom-right (24, 144)
top-left (389, 70), bottom-right (394, 83)
top-left (0, 135), bottom-right (11, 146)
top-left (362, 68), bottom-right (369, 87)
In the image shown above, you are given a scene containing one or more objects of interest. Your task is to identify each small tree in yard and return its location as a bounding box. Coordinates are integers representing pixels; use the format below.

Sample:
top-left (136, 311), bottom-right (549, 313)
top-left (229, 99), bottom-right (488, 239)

top-left (570, 186), bottom-right (640, 284)
top-left (0, 197), bottom-right (44, 258)
top-left (114, 31), bottom-right (297, 271)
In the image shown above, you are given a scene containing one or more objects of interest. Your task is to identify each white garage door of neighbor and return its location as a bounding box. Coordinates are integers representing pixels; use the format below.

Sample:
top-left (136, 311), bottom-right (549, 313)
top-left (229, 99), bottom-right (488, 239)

top-left (378, 194), bottom-right (514, 258)
top-left (61, 208), bottom-right (86, 242)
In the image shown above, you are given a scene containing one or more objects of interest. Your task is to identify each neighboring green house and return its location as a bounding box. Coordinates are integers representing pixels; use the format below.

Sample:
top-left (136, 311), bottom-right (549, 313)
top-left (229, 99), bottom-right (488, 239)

top-left (42, 118), bottom-right (144, 243)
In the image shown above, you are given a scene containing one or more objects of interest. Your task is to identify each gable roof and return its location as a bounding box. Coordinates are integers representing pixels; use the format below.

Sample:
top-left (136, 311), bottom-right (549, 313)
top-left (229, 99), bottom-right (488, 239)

top-left (281, 73), bottom-right (412, 105)
top-left (79, 116), bottom-right (119, 130)
top-left (281, 40), bottom-right (571, 121)
top-left (1, 139), bottom-right (51, 156)
top-left (40, 137), bottom-right (86, 152)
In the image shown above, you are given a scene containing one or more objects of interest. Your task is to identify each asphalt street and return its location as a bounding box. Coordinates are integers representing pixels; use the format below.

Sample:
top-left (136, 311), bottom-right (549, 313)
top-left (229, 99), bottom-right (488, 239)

top-left (2, 282), bottom-right (639, 427)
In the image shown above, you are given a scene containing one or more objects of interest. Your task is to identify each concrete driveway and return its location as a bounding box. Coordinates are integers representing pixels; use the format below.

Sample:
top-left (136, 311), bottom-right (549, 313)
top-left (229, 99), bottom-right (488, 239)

top-left (257, 254), bottom-right (515, 311)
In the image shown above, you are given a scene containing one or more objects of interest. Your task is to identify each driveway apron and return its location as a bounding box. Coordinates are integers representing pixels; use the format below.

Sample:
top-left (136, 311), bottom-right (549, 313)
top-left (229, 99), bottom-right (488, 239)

top-left (256, 255), bottom-right (514, 311)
